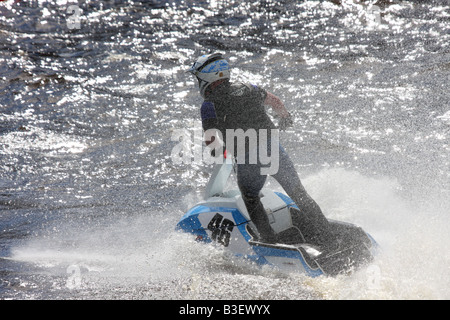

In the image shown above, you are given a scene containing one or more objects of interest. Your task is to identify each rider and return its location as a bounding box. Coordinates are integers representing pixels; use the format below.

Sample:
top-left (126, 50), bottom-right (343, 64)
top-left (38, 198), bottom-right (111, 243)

top-left (187, 53), bottom-right (336, 249)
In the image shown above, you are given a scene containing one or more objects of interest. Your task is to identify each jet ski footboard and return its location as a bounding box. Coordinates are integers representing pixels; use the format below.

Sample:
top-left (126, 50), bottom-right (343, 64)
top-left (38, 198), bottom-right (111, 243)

top-left (315, 242), bottom-right (374, 276)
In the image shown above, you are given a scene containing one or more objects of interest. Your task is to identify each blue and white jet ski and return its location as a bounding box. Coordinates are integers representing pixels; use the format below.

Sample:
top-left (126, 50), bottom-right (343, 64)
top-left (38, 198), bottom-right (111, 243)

top-left (176, 158), bottom-right (377, 277)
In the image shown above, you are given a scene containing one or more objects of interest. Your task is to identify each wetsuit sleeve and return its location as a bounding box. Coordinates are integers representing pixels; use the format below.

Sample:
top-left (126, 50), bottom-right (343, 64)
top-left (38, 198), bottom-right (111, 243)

top-left (200, 101), bottom-right (217, 131)
top-left (250, 84), bottom-right (267, 104)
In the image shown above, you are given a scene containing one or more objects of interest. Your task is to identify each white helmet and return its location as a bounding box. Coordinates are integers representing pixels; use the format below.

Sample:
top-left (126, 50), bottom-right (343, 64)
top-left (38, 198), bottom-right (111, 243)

top-left (187, 53), bottom-right (230, 98)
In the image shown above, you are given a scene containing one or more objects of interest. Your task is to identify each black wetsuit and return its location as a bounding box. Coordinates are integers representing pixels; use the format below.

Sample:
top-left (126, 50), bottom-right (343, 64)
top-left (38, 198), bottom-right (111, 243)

top-left (201, 81), bottom-right (333, 245)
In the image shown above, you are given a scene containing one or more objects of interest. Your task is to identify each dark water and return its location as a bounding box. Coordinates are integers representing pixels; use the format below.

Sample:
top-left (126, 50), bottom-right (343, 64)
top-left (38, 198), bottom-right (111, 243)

top-left (1, 0), bottom-right (449, 299)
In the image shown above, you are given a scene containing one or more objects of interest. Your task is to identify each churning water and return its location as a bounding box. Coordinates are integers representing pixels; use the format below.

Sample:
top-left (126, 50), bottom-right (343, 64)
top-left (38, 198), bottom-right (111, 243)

top-left (1, 0), bottom-right (449, 299)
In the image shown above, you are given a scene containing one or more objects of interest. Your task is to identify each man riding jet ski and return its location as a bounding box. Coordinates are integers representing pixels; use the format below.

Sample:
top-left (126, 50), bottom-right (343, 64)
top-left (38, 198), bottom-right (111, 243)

top-left (187, 53), bottom-right (337, 249)
top-left (179, 53), bottom-right (377, 276)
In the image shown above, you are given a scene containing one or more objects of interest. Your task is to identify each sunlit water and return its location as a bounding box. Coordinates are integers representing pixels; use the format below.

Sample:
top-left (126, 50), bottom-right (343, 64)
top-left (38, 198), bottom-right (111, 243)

top-left (1, 0), bottom-right (449, 300)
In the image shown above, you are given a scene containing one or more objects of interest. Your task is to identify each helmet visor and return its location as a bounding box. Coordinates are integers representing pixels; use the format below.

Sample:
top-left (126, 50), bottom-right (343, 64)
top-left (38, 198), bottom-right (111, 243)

top-left (187, 53), bottom-right (224, 75)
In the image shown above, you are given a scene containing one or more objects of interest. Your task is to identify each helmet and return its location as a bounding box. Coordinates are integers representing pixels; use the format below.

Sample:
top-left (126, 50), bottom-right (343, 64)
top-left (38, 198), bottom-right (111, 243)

top-left (187, 53), bottom-right (230, 98)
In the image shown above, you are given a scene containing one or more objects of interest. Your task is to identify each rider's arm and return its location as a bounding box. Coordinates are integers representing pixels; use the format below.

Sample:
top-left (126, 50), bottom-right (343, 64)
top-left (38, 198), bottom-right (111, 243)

top-left (201, 101), bottom-right (225, 155)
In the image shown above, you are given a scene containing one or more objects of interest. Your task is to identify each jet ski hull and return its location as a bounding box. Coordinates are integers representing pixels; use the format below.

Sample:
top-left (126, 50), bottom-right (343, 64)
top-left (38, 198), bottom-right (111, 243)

top-left (176, 190), bottom-right (377, 277)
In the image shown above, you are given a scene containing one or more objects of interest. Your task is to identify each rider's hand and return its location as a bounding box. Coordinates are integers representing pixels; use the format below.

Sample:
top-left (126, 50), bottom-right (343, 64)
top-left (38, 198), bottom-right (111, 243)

top-left (279, 113), bottom-right (293, 131)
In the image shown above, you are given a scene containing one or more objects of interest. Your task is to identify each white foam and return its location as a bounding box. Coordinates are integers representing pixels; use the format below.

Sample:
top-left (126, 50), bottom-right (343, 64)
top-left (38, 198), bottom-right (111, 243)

top-left (301, 168), bottom-right (450, 299)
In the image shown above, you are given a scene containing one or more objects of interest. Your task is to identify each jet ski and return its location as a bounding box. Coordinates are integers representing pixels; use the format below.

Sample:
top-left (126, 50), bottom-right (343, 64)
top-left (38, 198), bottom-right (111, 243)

top-left (176, 158), bottom-right (378, 277)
